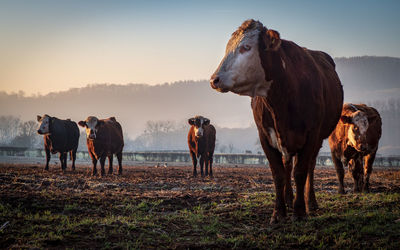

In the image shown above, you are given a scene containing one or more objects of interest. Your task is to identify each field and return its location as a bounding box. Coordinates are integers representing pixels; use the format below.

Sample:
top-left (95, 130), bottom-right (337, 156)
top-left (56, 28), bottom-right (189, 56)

top-left (1, 163), bottom-right (400, 249)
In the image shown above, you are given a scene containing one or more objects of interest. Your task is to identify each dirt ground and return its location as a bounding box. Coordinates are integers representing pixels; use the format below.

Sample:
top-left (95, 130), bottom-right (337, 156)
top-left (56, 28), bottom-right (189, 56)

top-left (1, 163), bottom-right (400, 249)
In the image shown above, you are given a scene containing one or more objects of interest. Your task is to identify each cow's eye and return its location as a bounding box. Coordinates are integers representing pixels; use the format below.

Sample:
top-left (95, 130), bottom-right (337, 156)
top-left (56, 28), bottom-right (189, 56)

top-left (239, 45), bottom-right (251, 53)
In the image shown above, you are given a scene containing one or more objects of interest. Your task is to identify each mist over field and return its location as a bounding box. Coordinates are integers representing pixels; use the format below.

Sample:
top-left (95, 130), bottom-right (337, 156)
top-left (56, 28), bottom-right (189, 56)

top-left (1, 56), bottom-right (399, 155)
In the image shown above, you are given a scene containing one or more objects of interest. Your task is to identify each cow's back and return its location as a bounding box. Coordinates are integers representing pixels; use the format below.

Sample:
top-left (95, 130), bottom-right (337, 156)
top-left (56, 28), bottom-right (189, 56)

top-left (91, 119), bottom-right (124, 155)
top-left (47, 118), bottom-right (79, 153)
top-left (307, 49), bottom-right (343, 139)
top-left (204, 124), bottom-right (216, 153)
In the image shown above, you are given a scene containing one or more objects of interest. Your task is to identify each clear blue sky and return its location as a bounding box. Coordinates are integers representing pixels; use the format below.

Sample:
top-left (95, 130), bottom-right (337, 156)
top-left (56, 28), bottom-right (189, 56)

top-left (1, 0), bottom-right (399, 95)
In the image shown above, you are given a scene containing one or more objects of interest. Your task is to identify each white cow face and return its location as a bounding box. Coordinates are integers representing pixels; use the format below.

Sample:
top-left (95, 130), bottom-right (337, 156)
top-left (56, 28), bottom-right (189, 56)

top-left (188, 116), bottom-right (210, 138)
top-left (210, 19), bottom-right (280, 97)
top-left (37, 114), bottom-right (51, 135)
top-left (341, 111), bottom-right (369, 151)
top-left (78, 116), bottom-right (101, 140)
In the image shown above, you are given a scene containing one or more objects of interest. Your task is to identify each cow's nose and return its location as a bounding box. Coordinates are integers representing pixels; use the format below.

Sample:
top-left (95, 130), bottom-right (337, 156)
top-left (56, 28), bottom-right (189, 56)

top-left (37, 130), bottom-right (41, 134)
top-left (210, 75), bottom-right (220, 88)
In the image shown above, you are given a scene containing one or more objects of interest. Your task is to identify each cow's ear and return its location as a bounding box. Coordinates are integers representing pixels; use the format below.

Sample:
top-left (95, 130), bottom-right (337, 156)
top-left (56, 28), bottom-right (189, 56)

top-left (37, 115), bottom-right (42, 122)
top-left (340, 116), bottom-right (352, 124)
top-left (262, 29), bottom-right (281, 51)
top-left (78, 121), bottom-right (86, 127)
top-left (188, 118), bottom-right (195, 125)
top-left (203, 118), bottom-right (210, 126)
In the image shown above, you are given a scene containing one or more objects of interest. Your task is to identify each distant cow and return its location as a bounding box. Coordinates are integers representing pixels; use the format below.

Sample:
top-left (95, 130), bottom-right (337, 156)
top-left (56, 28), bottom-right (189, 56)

top-left (37, 114), bottom-right (79, 171)
top-left (78, 116), bottom-right (124, 176)
top-left (210, 19), bottom-right (343, 222)
top-left (188, 116), bottom-right (216, 177)
top-left (329, 103), bottom-right (382, 193)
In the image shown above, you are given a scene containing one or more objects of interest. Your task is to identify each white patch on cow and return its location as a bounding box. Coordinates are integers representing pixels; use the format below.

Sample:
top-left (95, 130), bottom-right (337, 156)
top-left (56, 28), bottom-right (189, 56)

top-left (37, 115), bottom-right (50, 134)
top-left (85, 116), bottom-right (99, 139)
top-left (281, 57), bottom-right (286, 70)
top-left (194, 126), bottom-right (204, 138)
top-left (347, 111), bottom-right (369, 149)
top-left (213, 25), bottom-right (272, 97)
top-left (268, 127), bottom-right (289, 161)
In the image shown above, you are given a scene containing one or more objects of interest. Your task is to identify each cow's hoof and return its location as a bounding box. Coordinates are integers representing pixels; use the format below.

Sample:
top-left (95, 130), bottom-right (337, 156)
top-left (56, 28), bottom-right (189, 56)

top-left (108, 170), bottom-right (113, 175)
top-left (92, 171), bottom-right (97, 176)
top-left (291, 214), bottom-right (307, 222)
top-left (270, 214), bottom-right (286, 225)
top-left (193, 172), bottom-right (197, 177)
top-left (118, 170), bottom-right (122, 175)
top-left (44, 167), bottom-right (49, 171)
top-left (338, 189), bottom-right (346, 195)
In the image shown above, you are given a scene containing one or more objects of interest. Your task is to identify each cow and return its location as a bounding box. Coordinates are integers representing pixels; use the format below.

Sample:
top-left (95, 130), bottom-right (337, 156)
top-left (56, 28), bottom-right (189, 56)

top-left (329, 103), bottom-right (382, 194)
top-left (188, 116), bottom-right (216, 177)
top-left (37, 114), bottom-right (79, 171)
top-left (210, 19), bottom-right (343, 223)
top-left (78, 116), bottom-right (124, 176)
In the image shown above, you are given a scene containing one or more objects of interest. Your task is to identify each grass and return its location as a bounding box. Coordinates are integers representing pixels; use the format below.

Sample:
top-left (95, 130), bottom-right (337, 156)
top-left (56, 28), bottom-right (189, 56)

top-left (0, 165), bottom-right (399, 249)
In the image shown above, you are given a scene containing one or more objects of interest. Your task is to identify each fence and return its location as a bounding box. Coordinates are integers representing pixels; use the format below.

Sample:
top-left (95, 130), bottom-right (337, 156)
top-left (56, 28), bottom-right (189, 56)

top-left (0, 146), bottom-right (399, 167)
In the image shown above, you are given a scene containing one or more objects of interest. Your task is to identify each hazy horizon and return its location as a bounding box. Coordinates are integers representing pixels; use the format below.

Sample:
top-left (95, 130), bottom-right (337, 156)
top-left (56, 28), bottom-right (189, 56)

top-left (1, 0), bottom-right (399, 95)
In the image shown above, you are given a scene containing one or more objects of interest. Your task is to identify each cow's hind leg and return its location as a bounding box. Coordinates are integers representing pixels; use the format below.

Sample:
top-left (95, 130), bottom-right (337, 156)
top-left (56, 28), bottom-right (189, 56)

top-left (71, 148), bottom-right (77, 171)
top-left (108, 154), bottom-right (113, 174)
top-left (59, 152), bottom-right (66, 171)
top-left (45, 148), bottom-right (51, 171)
top-left (363, 151), bottom-right (376, 193)
top-left (306, 157), bottom-right (318, 213)
top-left (116, 151), bottom-right (123, 175)
top-left (204, 154), bottom-right (209, 176)
top-left (331, 153), bottom-right (346, 194)
top-left (209, 153), bottom-right (214, 177)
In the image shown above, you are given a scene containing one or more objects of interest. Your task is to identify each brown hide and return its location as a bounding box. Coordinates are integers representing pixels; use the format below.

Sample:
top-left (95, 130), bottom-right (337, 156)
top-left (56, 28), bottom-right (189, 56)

top-left (187, 124), bottom-right (216, 177)
top-left (252, 37), bottom-right (343, 221)
top-left (86, 117), bottom-right (124, 160)
top-left (329, 104), bottom-right (382, 193)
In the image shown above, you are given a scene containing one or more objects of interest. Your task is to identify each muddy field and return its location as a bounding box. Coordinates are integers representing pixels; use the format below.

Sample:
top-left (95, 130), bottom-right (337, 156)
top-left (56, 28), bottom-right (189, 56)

top-left (1, 163), bottom-right (400, 249)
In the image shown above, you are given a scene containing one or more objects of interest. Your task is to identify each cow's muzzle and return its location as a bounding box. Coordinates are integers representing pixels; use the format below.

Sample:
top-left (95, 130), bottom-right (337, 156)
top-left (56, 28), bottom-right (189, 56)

top-left (210, 75), bottom-right (229, 93)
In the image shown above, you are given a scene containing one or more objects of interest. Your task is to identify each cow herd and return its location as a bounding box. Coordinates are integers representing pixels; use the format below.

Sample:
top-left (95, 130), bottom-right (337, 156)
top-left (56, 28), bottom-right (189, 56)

top-left (35, 19), bottom-right (382, 224)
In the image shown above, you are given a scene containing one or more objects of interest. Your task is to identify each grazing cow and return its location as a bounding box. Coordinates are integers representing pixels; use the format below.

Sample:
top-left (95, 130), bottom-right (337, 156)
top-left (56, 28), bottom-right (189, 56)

top-left (78, 116), bottom-right (124, 176)
top-left (210, 19), bottom-right (343, 222)
top-left (329, 103), bottom-right (382, 193)
top-left (37, 114), bottom-right (79, 171)
top-left (188, 116), bottom-right (216, 177)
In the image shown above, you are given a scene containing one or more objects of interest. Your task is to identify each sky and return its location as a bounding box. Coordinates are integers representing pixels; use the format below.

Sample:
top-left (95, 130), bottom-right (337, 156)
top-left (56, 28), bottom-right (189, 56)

top-left (0, 0), bottom-right (399, 96)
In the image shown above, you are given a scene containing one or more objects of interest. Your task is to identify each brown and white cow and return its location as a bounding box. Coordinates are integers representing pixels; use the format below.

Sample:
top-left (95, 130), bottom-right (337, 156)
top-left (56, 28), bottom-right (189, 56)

top-left (210, 19), bottom-right (343, 222)
top-left (188, 116), bottom-right (216, 177)
top-left (37, 114), bottom-right (80, 171)
top-left (78, 116), bottom-right (124, 176)
top-left (329, 103), bottom-right (382, 193)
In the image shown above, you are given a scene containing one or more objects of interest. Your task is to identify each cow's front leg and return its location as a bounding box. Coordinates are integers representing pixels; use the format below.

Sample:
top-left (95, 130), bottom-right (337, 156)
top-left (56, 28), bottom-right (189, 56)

top-left (283, 156), bottom-right (294, 209)
top-left (190, 151), bottom-right (197, 177)
top-left (350, 159), bottom-right (363, 192)
top-left (45, 148), bottom-right (51, 171)
top-left (363, 152), bottom-right (376, 193)
top-left (100, 155), bottom-right (107, 177)
top-left (332, 154), bottom-right (346, 194)
top-left (199, 155), bottom-right (205, 177)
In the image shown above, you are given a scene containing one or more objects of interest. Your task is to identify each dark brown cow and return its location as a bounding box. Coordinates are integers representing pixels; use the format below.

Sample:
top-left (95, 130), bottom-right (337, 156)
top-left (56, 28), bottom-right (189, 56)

top-left (329, 103), bottom-right (382, 193)
top-left (210, 19), bottom-right (343, 222)
top-left (37, 114), bottom-right (79, 171)
top-left (188, 116), bottom-right (216, 177)
top-left (78, 116), bottom-right (124, 176)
